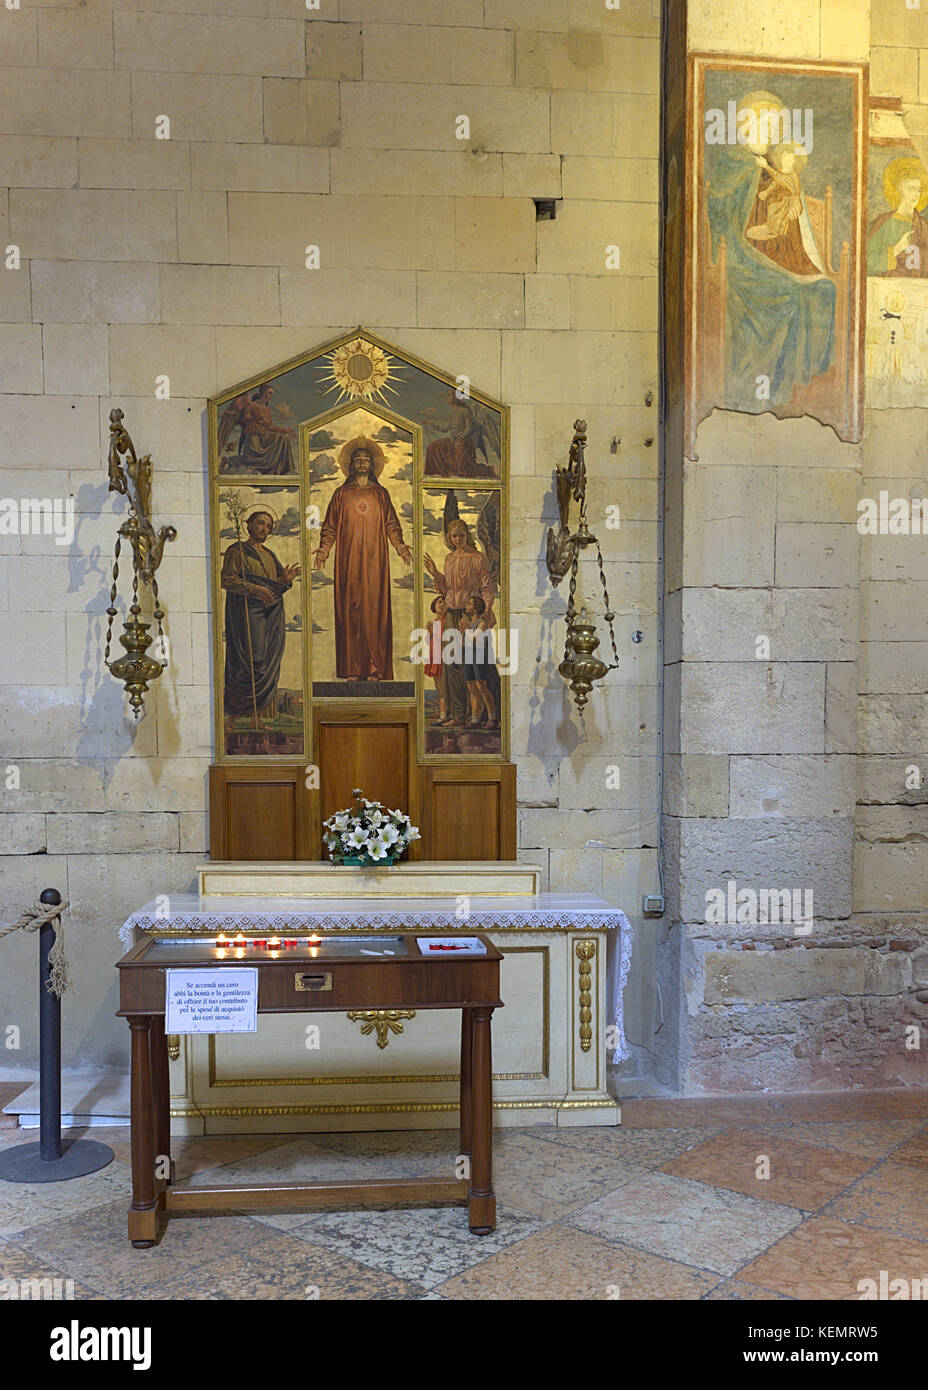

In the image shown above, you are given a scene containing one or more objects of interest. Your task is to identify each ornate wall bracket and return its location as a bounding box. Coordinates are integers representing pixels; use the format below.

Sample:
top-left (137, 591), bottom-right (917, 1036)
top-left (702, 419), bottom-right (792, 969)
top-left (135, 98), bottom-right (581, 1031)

top-left (346, 1009), bottom-right (417, 1049)
top-left (545, 420), bottom-right (619, 714)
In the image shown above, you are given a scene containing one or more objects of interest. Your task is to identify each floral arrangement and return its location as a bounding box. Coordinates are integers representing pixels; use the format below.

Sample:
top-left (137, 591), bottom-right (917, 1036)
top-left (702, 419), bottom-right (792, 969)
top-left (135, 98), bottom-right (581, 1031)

top-left (322, 788), bottom-right (421, 866)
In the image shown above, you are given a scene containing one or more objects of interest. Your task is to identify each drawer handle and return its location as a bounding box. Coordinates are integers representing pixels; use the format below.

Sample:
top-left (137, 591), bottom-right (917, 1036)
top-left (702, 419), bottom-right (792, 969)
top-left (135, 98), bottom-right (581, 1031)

top-left (295, 972), bottom-right (332, 992)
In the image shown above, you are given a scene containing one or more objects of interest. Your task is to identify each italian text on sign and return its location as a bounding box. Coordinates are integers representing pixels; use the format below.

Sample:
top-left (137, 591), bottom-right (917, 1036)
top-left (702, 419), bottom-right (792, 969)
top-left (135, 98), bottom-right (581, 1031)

top-left (165, 969), bottom-right (258, 1033)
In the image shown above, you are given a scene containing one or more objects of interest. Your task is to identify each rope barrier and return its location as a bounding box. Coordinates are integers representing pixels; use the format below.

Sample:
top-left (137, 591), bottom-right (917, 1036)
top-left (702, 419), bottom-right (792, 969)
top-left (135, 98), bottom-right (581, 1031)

top-left (0, 899), bottom-right (71, 997)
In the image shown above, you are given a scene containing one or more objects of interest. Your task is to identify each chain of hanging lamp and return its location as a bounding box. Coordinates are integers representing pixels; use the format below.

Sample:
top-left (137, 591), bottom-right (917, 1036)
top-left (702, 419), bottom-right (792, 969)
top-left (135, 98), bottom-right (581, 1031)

top-left (104, 409), bottom-right (177, 719)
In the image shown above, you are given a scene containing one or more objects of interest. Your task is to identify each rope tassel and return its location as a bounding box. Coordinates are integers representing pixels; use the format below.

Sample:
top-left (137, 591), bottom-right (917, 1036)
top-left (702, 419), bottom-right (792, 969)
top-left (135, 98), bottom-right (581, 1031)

top-left (0, 899), bottom-right (71, 997)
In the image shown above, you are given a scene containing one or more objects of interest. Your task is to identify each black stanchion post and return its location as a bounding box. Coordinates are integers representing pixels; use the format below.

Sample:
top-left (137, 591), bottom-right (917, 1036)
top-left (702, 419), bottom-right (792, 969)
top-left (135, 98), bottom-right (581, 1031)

top-left (38, 888), bottom-right (62, 1162)
top-left (0, 887), bottom-right (114, 1183)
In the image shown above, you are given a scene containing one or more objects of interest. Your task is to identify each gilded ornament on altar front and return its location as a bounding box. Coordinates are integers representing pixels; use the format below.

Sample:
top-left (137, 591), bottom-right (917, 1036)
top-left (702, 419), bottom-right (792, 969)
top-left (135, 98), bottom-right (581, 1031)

top-left (575, 939), bottom-right (596, 1053)
top-left (346, 1009), bottom-right (417, 1049)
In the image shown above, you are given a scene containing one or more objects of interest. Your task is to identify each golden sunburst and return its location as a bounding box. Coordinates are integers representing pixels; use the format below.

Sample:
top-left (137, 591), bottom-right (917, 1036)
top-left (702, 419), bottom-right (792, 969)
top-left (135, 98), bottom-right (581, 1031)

top-left (317, 338), bottom-right (403, 405)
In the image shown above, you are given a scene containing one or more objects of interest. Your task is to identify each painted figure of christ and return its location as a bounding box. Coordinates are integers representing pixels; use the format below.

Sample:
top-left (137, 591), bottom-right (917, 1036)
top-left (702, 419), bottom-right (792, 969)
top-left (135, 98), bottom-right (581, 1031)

top-left (313, 440), bottom-right (412, 681)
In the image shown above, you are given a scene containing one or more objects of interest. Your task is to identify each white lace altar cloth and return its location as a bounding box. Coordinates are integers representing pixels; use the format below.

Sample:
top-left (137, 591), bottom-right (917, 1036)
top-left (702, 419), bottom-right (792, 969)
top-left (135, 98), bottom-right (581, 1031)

top-left (119, 891), bottom-right (633, 1063)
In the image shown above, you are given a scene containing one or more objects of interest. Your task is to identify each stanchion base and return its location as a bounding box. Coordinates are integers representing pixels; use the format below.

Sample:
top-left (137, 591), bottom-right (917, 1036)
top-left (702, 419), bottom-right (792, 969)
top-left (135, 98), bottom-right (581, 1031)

top-left (0, 1138), bottom-right (114, 1183)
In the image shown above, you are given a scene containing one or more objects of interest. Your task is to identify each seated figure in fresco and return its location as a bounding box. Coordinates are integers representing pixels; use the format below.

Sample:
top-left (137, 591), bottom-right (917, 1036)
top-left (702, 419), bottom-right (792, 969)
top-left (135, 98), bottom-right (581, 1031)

top-left (221, 507), bottom-right (300, 727)
top-left (424, 518), bottom-right (496, 727)
top-left (706, 93), bottom-right (836, 412)
top-left (745, 143), bottom-right (816, 270)
top-left (867, 159), bottom-right (928, 278)
top-left (313, 438), bottom-right (412, 682)
top-left (218, 383), bottom-right (295, 474)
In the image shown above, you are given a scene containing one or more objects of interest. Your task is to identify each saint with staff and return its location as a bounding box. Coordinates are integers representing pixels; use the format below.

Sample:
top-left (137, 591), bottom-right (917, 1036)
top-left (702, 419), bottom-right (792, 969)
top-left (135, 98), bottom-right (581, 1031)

top-left (220, 500), bottom-right (300, 733)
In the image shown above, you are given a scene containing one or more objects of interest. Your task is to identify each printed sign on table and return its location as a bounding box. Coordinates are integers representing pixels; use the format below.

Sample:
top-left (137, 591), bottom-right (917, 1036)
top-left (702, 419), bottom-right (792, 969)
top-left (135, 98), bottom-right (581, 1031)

top-left (165, 969), bottom-right (258, 1033)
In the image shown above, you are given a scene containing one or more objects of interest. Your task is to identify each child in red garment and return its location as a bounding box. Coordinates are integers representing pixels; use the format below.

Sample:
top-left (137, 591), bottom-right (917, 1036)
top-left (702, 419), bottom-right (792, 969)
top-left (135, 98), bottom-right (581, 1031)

top-left (425, 593), bottom-right (448, 724)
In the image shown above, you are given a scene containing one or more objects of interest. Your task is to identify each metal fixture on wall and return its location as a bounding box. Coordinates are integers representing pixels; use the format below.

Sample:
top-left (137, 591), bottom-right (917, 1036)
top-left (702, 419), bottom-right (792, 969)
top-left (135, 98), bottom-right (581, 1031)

top-left (104, 408), bottom-right (177, 718)
top-left (545, 420), bottom-right (619, 714)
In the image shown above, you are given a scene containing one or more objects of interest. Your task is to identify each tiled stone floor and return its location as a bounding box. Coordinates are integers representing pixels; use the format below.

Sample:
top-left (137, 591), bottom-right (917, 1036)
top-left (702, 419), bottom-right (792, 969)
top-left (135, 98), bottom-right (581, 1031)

top-left (1, 1085), bottom-right (927, 1300)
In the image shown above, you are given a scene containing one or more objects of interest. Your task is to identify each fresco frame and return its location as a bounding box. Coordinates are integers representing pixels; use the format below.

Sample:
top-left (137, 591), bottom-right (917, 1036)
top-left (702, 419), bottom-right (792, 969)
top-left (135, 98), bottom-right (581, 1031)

top-left (685, 53), bottom-right (868, 458)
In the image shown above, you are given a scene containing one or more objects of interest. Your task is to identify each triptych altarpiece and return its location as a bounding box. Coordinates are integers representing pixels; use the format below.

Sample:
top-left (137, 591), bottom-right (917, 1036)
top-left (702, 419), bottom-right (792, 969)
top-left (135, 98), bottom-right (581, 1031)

top-left (207, 331), bottom-right (509, 766)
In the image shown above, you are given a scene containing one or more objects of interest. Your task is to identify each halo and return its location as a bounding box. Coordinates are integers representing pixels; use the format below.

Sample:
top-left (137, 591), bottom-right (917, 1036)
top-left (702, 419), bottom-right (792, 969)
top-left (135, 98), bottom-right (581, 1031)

top-left (882, 156), bottom-right (928, 213)
top-left (737, 90), bottom-right (785, 120)
top-left (337, 435), bottom-right (387, 477)
top-left (244, 504), bottom-right (278, 526)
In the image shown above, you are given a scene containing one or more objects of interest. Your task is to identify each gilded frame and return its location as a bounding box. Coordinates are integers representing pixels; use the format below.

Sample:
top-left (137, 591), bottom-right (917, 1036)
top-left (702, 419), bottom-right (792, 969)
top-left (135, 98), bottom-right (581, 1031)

top-left (207, 328), bottom-right (510, 766)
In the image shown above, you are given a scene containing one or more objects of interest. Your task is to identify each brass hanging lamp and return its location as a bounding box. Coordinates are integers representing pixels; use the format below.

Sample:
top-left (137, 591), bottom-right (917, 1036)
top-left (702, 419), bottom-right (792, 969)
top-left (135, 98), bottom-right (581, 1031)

top-left (104, 409), bottom-right (177, 718)
top-left (545, 420), bottom-right (619, 714)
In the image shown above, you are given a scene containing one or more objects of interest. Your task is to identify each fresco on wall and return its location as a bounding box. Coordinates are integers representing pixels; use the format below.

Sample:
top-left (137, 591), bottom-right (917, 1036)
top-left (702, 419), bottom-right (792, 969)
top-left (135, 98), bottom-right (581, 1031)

top-left (867, 155), bottom-right (928, 277)
top-left (209, 331), bottom-right (508, 762)
top-left (660, 0), bottom-right (687, 458)
top-left (686, 55), bottom-right (866, 456)
top-left (865, 99), bottom-right (928, 405)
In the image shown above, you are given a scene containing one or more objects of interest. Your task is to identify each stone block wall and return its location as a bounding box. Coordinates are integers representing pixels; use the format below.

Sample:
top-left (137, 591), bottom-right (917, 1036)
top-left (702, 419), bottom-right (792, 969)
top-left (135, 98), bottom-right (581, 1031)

top-left (0, 0), bottom-right (662, 1074)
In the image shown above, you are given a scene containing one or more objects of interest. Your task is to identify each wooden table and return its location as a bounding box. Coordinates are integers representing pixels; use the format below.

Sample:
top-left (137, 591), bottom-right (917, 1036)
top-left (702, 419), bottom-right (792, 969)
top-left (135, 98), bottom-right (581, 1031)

top-left (116, 932), bottom-right (502, 1247)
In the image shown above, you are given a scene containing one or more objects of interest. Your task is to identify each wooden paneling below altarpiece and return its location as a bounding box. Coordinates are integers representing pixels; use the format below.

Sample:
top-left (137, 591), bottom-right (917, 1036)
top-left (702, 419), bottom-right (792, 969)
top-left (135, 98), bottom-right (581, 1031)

top-left (208, 764), bottom-right (312, 862)
top-left (312, 703), bottom-right (417, 840)
top-left (418, 763), bottom-right (516, 861)
top-left (209, 742), bottom-right (517, 861)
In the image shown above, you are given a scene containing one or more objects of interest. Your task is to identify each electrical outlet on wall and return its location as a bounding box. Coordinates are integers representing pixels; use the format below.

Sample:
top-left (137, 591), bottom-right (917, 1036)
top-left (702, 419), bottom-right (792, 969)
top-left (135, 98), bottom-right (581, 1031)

top-left (642, 894), bottom-right (664, 917)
